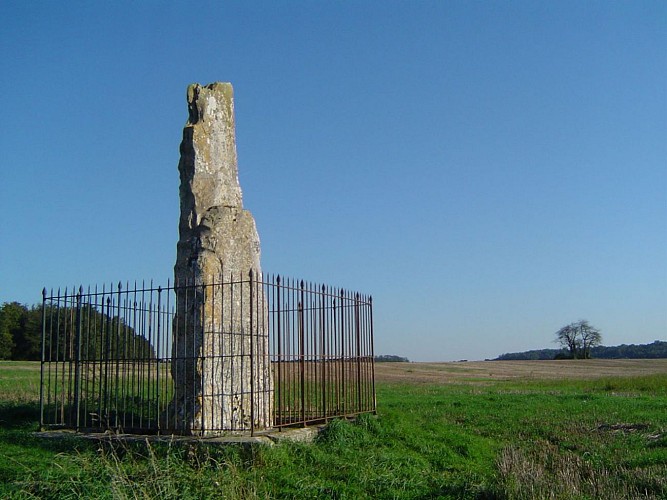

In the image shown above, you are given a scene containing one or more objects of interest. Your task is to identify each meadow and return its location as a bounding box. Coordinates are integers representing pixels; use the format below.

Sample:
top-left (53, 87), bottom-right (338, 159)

top-left (1, 359), bottom-right (666, 499)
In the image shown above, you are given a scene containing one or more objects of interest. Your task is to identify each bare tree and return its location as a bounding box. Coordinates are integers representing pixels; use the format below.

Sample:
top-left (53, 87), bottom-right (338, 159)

top-left (578, 321), bottom-right (602, 359)
top-left (555, 320), bottom-right (602, 359)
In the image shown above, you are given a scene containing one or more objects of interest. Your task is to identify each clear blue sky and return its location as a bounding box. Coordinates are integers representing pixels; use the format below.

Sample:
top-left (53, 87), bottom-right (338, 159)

top-left (1, 1), bottom-right (665, 361)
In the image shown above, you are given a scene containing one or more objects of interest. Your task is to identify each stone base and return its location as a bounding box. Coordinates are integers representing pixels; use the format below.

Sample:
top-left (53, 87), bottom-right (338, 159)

top-left (35, 425), bottom-right (324, 446)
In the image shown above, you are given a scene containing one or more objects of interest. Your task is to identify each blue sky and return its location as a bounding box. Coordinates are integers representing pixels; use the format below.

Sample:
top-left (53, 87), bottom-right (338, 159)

top-left (1, 1), bottom-right (665, 361)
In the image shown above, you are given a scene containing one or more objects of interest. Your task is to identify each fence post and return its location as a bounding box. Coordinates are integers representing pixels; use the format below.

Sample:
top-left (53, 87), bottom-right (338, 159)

top-left (339, 288), bottom-right (345, 415)
top-left (249, 269), bottom-right (255, 436)
top-left (369, 296), bottom-right (376, 414)
top-left (103, 296), bottom-right (111, 425)
top-left (276, 276), bottom-right (282, 429)
top-left (39, 288), bottom-right (47, 430)
top-left (320, 284), bottom-right (326, 422)
top-left (299, 280), bottom-right (305, 426)
top-left (73, 286), bottom-right (83, 430)
top-left (113, 283), bottom-right (123, 429)
top-left (355, 293), bottom-right (362, 414)
top-left (156, 286), bottom-right (162, 431)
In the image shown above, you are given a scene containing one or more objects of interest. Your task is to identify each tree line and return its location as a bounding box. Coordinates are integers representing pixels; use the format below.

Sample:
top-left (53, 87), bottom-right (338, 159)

top-left (0, 302), bottom-right (41, 360)
top-left (0, 302), bottom-right (155, 361)
top-left (496, 340), bottom-right (666, 361)
top-left (375, 354), bottom-right (410, 362)
top-left (495, 319), bottom-right (666, 361)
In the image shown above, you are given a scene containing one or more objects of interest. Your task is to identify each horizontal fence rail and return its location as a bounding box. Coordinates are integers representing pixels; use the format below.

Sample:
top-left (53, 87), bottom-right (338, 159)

top-left (40, 273), bottom-right (375, 435)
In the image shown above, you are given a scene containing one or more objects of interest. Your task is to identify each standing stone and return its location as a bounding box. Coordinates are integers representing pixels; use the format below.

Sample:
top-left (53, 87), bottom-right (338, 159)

top-left (167, 82), bottom-right (273, 434)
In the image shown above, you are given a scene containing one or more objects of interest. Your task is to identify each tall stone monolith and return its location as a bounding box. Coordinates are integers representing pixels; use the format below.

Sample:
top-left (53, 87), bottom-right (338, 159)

top-left (167, 82), bottom-right (273, 434)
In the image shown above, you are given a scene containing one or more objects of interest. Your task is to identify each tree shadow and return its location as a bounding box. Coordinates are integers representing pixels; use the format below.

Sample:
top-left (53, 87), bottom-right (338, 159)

top-left (0, 402), bottom-right (96, 456)
top-left (0, 402), bottom-right (40, 429)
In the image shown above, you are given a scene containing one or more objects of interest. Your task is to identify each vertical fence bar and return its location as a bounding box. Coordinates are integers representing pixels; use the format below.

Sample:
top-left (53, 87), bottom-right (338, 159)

top-left (289, 278), bottom-right (294, 424)
top-left (276, 276), bottom-right (282, 428)
top-left (355, 293), bottom-right (362, 414)
top-left (119, 284), bottom-right (126, 430)
top-left (96, 288), bottom-right (105, 429)
top-left (165, 281), bottom-right (173, 431)
top-left (46, 290), bottom-right (54, 426)
top-left (125, 283), bottom-right (132, 430)
top-left (249, 269), bottom-right (255, 436)
top-left (330, 293), bottom-right (335, 420)
top-left (74, 287), bottom-right (83, 430)
top-left (130, 286), bottom-right (137, 431)
top-left (65, 291), bottom-right (72, 427)
top-left (320, 284), bottom-right (326, 422)
top-left (54, 289), bottom-right (61, 425)
top-left (89, 287), bottom-right (97, 430)
top-left (149, 283), bottom-right (156, 430)
top-left (369, 296), bottom-right (376, 414)
top-left (140, 283), bottom-right (147, 430)
top-left (55, 289), bottom-right (63, 425)
top-left (188, 277), bottom-right (195, 434)
top-left (309, 281), bottom-right (316, 419)
top-left (199, 278), bottom-right (205, 435)
top-left (82, 287), bottom-right (91, 429)
top-left (334, 290), bottom-right (339, 416)
top-left (39, 288), bottom-right (47, 429)
top-left (114, 283), bottom-right (122, 429)
top-left (218, 269), bottom-right (231, 432)
top-left (363, 295), bottom-right (371, 411)
top-left (214, 275), bottom-right (220, 434)
top-left (299, 281), bottom-right (305, 426)
top-left (156, 286), bottom-right (162, 431)
top-left (339, 289), bottom-right (345, 416)
top-left (103, 295), bottom-right (111, 426)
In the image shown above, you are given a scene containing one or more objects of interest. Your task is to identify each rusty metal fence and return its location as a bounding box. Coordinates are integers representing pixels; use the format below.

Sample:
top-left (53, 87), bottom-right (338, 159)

top-left (39, 273), bottom-right (375, 435)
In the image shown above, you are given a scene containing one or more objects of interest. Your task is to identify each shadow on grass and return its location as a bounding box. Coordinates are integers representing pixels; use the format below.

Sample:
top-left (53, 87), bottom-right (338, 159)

top-left (0, 402), bottom-right (40, 429)
top-left (0, 402), bottom-right (96, 456)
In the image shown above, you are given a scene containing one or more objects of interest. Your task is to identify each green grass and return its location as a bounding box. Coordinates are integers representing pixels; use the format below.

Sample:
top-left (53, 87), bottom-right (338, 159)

top-left (1, 361), bottom-right (666, 498)
top-left (0, 362), bottom-right (43, 403)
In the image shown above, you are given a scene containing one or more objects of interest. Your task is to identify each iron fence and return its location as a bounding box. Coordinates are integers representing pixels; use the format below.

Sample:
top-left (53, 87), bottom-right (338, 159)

top-left (39, 273), bottom-right (375, 435)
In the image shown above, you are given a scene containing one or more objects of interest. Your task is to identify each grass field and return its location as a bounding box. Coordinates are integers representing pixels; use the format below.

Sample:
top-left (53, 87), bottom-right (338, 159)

top-left (1, 359), bottom-right (666, 498)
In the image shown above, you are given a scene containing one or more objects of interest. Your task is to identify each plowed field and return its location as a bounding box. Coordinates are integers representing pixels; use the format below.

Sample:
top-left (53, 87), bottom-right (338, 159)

top-left (374, 358), bottom-right (667, 384)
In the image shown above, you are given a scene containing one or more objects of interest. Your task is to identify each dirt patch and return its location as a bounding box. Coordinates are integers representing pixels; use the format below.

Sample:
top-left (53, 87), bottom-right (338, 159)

top-left (596, 423), bottom-right (649, 433)
top-left (373, 359), bottom-right (667, 384)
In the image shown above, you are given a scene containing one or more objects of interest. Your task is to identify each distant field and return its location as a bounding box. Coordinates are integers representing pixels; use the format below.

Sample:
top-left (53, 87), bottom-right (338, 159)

top-left (2, 358), bottom-right (666, 399)
top-left (374, 358), bottom-right (667, 384)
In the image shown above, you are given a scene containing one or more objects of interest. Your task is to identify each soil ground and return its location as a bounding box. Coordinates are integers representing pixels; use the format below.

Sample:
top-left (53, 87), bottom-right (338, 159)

top-left (373, 358), bottom-right (667, 384)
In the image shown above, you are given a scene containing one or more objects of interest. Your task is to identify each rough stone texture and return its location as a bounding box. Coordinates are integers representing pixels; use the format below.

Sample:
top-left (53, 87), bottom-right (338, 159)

top-left (167, 82), bottom-right (273, 434)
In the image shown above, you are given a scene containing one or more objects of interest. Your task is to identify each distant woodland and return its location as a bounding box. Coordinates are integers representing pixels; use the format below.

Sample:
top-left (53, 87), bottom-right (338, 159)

top-left (375, 355), bottom-right (410, 362)
top-left (495, 341), bottom-right (667, 361)
top-left (0, 302), bottom-right (155, 361)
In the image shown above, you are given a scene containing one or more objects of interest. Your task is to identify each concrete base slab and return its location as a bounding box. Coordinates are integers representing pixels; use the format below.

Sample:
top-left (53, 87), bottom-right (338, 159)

top-left (34, 425), bottom-right (325, 447)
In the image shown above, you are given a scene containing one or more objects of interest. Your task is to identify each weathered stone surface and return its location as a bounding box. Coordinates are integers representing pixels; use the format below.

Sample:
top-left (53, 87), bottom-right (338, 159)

top-left (167, 82), bottom-right (273, 434)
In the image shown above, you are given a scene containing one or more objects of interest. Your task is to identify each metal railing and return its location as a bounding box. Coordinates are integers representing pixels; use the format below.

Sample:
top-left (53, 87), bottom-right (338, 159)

top-left (39, 273), bottom-right (375, 435)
